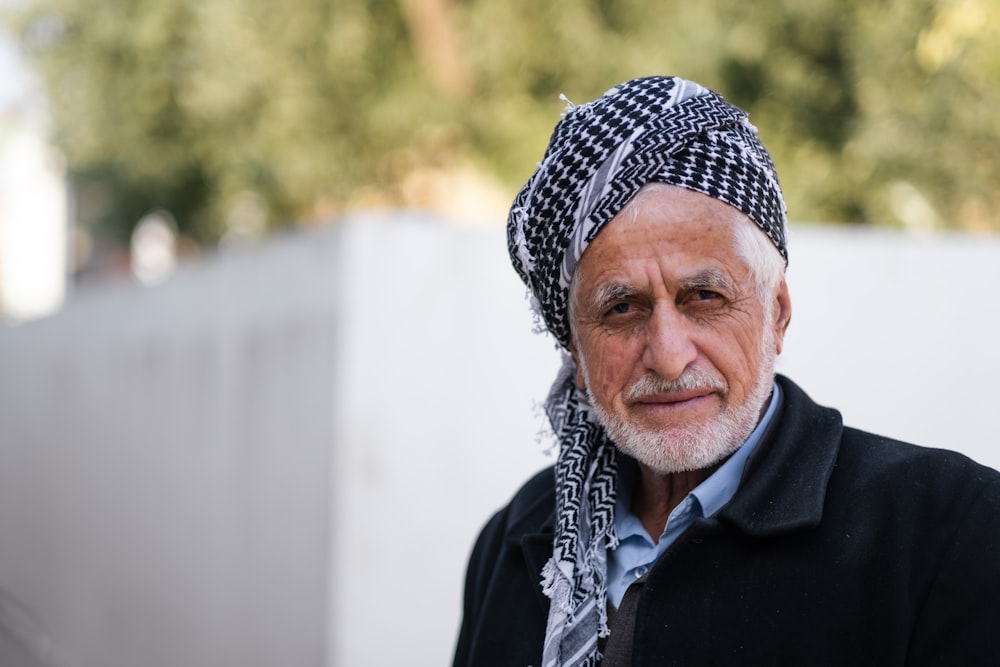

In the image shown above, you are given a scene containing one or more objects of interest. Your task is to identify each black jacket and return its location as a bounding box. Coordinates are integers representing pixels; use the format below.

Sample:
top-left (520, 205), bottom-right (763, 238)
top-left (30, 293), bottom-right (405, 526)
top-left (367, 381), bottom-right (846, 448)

top-left (454, 376), bottom-right (1000, 666)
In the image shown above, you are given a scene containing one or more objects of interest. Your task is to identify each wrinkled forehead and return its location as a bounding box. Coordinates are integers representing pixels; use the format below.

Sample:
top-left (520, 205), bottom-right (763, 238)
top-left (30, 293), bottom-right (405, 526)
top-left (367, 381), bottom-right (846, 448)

top-left (569, 184), bottom-right (757, 296)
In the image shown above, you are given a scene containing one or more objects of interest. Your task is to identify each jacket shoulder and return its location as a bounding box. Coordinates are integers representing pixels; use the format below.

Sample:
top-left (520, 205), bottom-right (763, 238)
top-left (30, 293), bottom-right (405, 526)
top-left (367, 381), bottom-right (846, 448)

top-left (835, 428), bottom-right (1000, 662)
top-left (469, 466), bottom-right (555, 559)
top-left (453, 467), bottom-right (554, 667)
top-left (838, 425), bottom-right (1000, 494)
top-left (506, 466), bottom-right (556, 531)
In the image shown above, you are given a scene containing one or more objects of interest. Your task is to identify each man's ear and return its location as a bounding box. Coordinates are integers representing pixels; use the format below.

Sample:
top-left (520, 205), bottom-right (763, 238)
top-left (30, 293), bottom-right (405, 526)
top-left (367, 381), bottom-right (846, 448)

top-left (773, 277), bottom-right (792, 355)
top-left (568, 338), bottom-right (587, 390)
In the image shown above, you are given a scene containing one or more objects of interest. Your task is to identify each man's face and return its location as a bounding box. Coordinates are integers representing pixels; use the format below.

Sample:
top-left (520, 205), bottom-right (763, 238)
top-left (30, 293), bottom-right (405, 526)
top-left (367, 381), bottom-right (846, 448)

top-left (569, 185), bottom-right (791, 475)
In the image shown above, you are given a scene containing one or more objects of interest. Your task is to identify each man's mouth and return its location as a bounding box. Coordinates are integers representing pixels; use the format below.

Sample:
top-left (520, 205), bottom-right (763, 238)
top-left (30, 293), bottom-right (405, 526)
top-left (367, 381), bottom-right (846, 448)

top-left (631, 388), bottom-right (715, 406)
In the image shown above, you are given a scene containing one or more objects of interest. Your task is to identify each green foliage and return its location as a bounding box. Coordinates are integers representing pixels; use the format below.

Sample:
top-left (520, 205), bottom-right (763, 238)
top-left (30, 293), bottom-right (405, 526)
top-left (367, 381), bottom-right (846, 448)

top-left (6, 0), bottom-right (1000, 246)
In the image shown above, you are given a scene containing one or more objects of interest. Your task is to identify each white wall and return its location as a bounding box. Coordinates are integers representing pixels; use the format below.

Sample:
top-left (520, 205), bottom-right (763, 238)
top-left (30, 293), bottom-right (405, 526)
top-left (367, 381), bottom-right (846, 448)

top-left (0, 230), bottom-right (342, 667)
top-left (779, 224), bottom-right (1000, 469)
top-left (0, 215), bottom-right (997, 667)
top-left (325, 217), bottom-right (559, 666)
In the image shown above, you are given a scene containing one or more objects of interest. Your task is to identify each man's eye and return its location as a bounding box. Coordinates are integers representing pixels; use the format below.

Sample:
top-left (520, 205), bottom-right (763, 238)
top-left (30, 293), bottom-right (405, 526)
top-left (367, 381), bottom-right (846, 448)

top-left (695, 290), bottom-right (722, 301)
top-left (605, 302), bottom-right (633, 316)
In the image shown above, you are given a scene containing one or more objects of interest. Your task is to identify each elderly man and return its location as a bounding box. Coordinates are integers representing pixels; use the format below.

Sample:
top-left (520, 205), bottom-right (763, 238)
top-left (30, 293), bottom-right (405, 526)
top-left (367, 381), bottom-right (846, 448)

top-left (453, 76), bottom-right (1000, 666)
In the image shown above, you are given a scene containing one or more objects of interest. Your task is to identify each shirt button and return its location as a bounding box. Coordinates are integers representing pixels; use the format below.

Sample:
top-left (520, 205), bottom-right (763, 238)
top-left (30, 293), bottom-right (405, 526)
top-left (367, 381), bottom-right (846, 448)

top-left (634, 566), bottom-right (648, 578)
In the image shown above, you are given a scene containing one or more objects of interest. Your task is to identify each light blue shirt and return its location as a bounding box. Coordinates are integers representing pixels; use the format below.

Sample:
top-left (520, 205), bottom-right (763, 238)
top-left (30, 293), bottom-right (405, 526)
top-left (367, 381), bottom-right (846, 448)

top-left (606, 382), bottom-right (781, 607)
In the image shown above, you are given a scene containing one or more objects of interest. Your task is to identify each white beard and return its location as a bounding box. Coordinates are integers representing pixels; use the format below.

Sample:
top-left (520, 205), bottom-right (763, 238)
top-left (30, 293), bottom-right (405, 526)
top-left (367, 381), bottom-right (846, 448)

top-left (582, 325), bottom-right (776, 475)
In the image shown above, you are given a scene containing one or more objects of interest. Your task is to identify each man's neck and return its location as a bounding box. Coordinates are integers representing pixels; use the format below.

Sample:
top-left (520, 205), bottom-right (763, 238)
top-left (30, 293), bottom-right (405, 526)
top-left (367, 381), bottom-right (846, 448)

top-left (631, 463), bottom-right (719, 542)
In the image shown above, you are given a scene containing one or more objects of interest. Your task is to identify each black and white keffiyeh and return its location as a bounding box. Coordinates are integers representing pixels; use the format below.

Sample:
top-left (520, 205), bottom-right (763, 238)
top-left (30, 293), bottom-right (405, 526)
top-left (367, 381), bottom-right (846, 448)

top-left (506, 76), bottom-right (788, 667)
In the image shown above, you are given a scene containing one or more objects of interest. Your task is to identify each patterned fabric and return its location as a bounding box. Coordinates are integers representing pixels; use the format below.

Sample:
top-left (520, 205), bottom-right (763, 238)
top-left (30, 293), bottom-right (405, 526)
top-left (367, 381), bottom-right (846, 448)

top-left (505, 76), bottom-right (788, 667)
top-left (539, 360), bottom-right (618, 667)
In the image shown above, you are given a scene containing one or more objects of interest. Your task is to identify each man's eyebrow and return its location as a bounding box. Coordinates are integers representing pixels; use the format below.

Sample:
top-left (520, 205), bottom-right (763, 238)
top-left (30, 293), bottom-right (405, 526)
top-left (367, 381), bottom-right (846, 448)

top-left (584, 282), bottom-right (639, 312)
top-left (681, 269), bottom-right (737, 294)
top-left (577, 269), bottom-right (739, 315)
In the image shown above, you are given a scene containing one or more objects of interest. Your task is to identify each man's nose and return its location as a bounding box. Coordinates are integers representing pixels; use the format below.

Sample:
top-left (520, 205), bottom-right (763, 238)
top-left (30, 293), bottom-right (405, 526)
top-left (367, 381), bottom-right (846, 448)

top-left (641, 304), bottom-right (697, 380)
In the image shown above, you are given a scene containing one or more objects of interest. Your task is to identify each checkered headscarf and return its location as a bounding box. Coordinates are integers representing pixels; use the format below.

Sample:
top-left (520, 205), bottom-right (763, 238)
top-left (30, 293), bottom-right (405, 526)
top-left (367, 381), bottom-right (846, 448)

top-left (506, 76), bottom-right (787, 667)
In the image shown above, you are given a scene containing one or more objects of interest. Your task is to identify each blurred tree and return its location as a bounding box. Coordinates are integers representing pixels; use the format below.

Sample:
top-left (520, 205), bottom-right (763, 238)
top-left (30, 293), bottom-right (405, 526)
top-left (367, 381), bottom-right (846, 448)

top-left (710, 0), bottom-right (1000, 230)
top-left (5, 0), bottom-right (1000, 252)
top-left (8, 0), bottom-right (463, 246)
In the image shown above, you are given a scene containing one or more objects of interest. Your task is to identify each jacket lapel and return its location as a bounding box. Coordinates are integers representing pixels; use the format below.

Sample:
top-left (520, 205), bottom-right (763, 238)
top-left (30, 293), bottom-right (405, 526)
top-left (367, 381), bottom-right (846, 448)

top-left (719, 375), bottom-right (843, 536)
top-left (504, 477), bottom-right (557, 611)
top-left (520, 531), bottom-right (555, 610)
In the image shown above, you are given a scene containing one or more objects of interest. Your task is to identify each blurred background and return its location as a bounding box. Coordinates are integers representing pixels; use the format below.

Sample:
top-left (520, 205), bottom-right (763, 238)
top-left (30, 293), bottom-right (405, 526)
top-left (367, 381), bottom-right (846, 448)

top-left (0, 1), bottom-right (999, 665)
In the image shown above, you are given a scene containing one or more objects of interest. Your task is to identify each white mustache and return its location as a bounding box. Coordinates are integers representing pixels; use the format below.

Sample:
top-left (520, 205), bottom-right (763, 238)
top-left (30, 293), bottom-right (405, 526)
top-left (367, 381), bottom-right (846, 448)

top-left (626, 368), bottom-right (727, 402)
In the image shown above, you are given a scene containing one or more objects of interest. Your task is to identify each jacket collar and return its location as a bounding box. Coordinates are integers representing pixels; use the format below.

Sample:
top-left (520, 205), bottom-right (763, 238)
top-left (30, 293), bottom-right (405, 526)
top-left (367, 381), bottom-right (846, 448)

top-left (511, 375), bottom-right (844, 585)
top-left (717, 375), bottom-right (843, 535)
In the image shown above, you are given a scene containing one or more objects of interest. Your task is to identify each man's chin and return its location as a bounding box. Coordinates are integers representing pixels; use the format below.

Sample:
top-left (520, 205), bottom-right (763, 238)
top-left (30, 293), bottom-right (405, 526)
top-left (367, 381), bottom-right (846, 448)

top-left (612, 430), bottom-right (743, 476)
